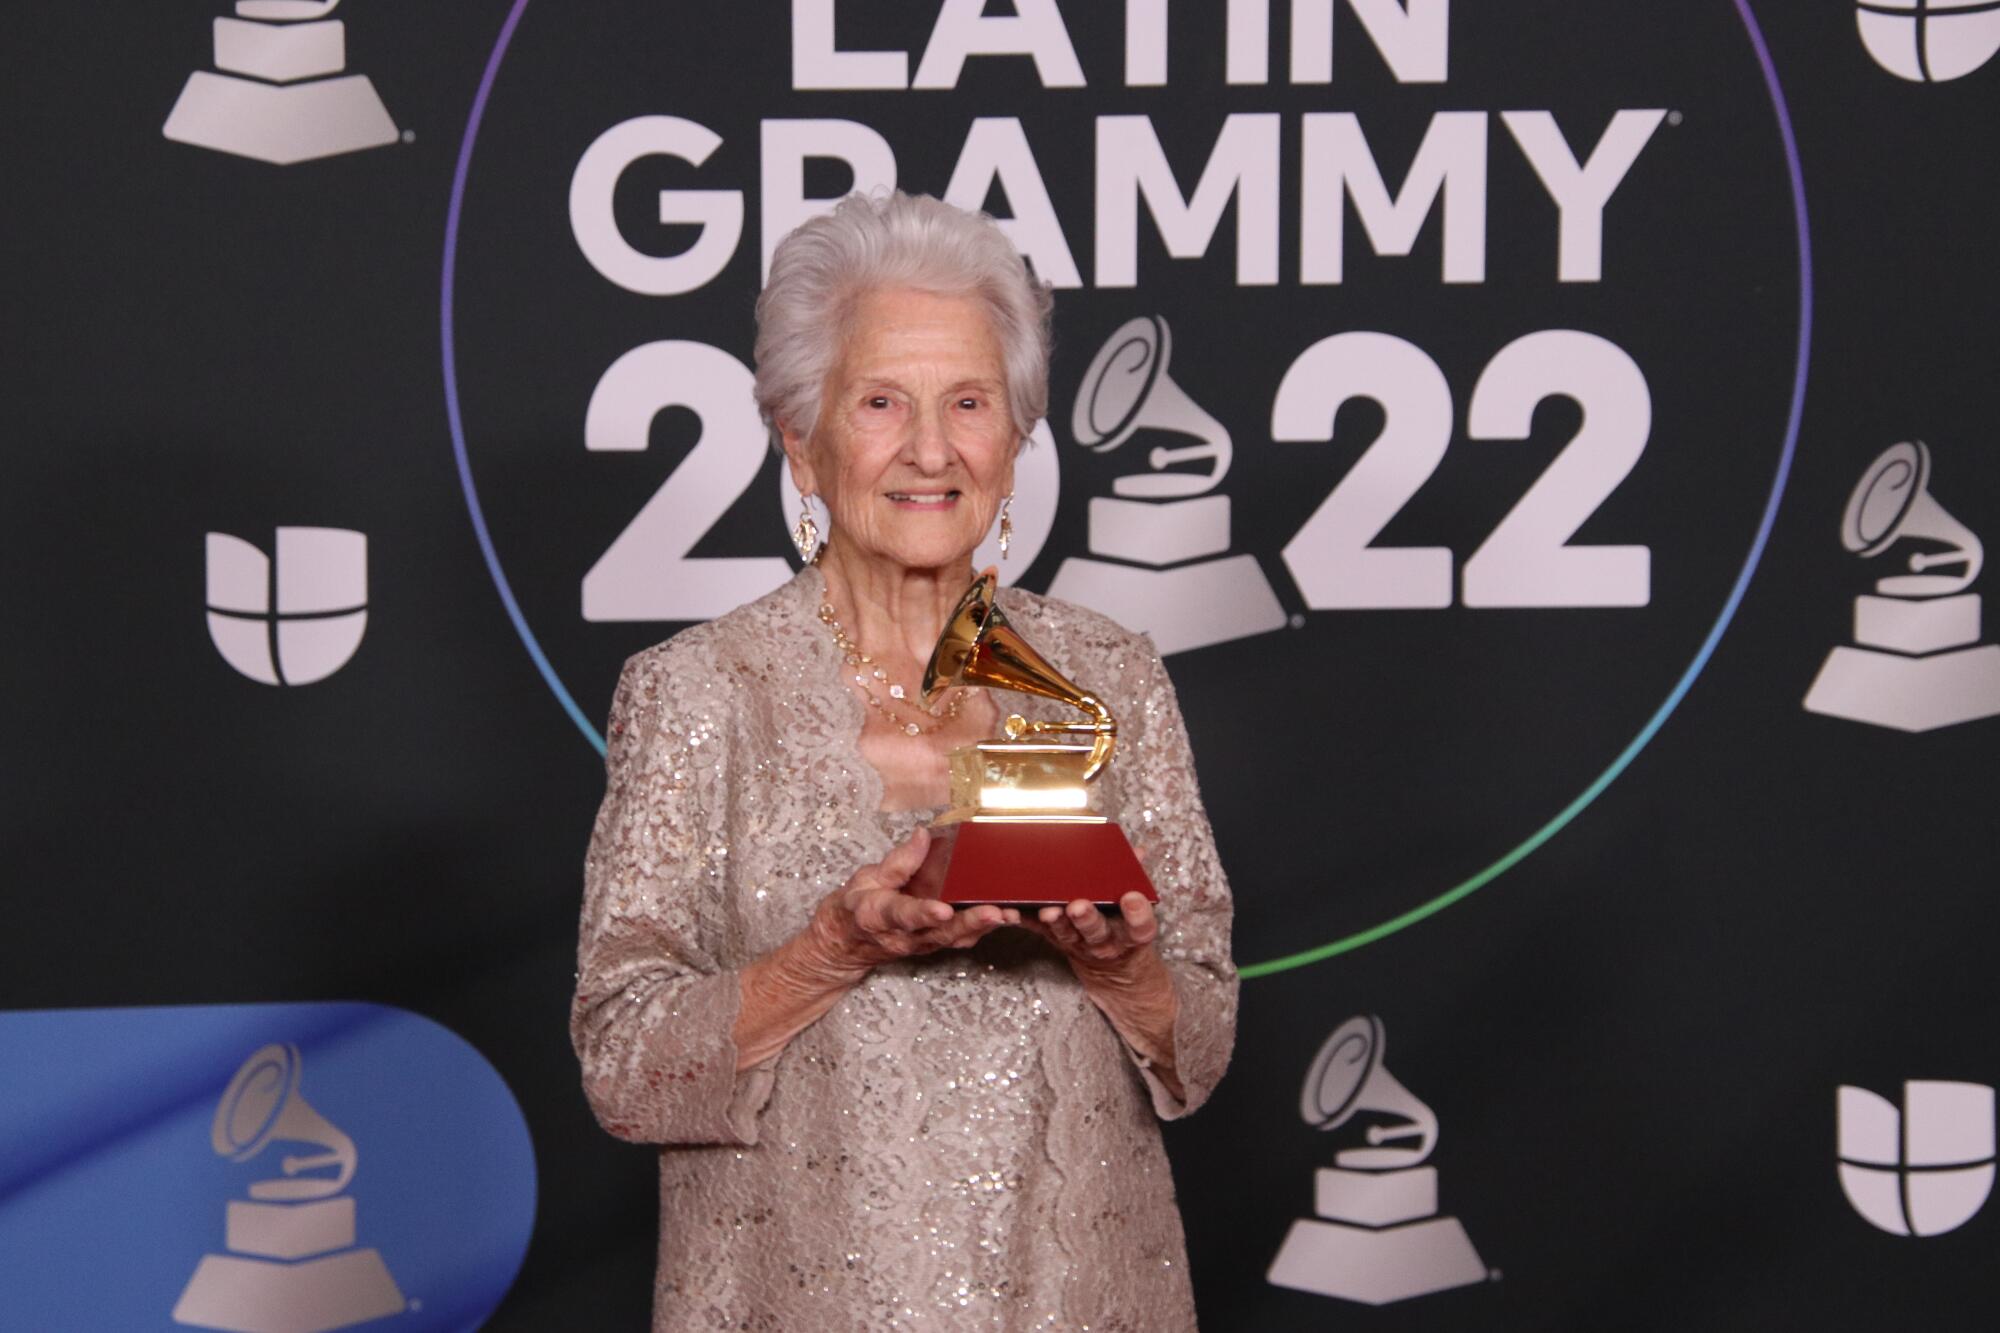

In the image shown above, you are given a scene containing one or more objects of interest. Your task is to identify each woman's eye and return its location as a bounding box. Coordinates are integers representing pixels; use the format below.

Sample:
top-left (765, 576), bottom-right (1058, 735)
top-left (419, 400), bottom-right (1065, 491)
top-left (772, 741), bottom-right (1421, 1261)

top-left (956, 397), bottom-right (982, 411)
top-left (864, 395), bottom-right (892, 410)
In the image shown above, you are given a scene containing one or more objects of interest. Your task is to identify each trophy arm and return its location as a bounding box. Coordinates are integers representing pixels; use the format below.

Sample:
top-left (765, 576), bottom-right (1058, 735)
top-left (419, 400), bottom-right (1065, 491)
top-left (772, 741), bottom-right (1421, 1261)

top-left (1078, 695), bottom-right (1115, 780)
top-left (1004, 696), bottom-right (1117, 780)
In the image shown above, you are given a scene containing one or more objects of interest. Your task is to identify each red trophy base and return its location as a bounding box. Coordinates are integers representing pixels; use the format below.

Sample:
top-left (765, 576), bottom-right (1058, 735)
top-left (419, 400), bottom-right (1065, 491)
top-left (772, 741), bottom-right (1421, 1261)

top-left (907, 819), bottom-right (1156, 909)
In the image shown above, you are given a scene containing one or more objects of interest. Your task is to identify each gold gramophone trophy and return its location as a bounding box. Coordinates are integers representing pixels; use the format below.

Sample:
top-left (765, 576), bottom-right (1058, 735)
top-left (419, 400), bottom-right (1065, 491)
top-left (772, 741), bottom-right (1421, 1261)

top-left (906, 573), bottom-right (1156, 909)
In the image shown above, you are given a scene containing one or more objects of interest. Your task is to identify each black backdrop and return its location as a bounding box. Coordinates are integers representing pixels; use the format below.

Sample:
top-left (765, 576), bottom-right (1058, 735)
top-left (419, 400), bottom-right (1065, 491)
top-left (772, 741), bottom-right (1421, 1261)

top-left (7, 2), bottom-right (1999, 1329)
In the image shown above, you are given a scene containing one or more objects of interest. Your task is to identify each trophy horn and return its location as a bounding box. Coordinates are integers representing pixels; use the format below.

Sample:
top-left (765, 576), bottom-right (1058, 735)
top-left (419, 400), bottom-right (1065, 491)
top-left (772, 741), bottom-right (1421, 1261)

top-left (210, 1042), bottom-right (358, 1201)
top-left (923, 573), bottom-right (1117, 779)
top-left (1300, 1016), bottom-right (1440, 1171)
top-left (1072, 315), bottom-right (1232, 499)
top-left (1840, 441), bottom-right (1984, 597)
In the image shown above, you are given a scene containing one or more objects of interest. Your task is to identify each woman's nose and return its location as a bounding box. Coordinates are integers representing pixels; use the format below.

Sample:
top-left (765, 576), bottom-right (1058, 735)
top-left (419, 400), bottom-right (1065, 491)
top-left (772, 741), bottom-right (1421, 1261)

top-left (905, 405), bottom-right (953, 473)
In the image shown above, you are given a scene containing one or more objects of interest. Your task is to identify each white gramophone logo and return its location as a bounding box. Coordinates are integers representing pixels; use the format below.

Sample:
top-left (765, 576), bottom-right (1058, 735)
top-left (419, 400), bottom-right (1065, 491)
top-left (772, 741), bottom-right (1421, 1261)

top-left (1045, 315), bottom-right (1287, 655)
top-left (164, 1), bottom-right (398, 165)
top-left (1267, 1015), bottom-right (1487, 1306)
top-left (1838, 1080), bottom-right (1995, 1237)
top-left (1803, 441), bottom-right (2000, 731)
top-left (1857, 1), bottom-right (2000, 82)
top-left (173, 1043), bottom-right (406, 1333)
top-left (206, 527), bottom-right (368, 686)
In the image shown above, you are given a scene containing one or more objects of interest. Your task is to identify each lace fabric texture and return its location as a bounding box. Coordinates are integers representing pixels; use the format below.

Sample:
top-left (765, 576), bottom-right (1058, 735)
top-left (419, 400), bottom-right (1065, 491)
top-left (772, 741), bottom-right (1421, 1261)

top-left (572, 569), bottom-right (1237, 1331)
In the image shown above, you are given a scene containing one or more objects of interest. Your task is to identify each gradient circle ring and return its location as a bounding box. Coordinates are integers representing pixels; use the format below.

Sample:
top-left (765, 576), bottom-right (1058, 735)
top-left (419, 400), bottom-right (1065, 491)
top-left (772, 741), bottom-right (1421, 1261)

top-left (439, 0), bottom-right (1811, 979)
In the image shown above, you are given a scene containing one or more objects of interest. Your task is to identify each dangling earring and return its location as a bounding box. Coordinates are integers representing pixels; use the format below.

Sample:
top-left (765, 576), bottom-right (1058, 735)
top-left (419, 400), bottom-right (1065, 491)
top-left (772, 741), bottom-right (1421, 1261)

top-left (997, 494), bottom-right (1014, 559)
top-left (792, 493), bottom-right (821, 564)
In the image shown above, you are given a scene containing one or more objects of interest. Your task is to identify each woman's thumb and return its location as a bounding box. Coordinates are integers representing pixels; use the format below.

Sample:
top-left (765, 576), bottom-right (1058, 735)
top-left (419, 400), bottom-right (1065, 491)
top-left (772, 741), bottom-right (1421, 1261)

top-left (879, 825), bottom-right (932, 885)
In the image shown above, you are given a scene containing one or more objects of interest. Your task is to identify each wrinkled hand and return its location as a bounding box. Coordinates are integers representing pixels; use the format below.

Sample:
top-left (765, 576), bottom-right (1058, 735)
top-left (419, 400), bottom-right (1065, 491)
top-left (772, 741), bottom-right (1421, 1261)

top-left (807, 827), bottom-right (1019, 978)
top-left (1021, 892), bottom-right (1160, 979)
top-left (1024, 892), bottom-right (1181, 1095)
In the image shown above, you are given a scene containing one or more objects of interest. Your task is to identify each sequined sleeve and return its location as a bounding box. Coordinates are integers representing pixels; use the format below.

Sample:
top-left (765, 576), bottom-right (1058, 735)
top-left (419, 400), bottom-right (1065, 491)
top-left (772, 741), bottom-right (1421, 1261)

top-left (571, 644), bottom-right (775, 1147)
top-left (1120, 640), bottom-right (1239, 1119)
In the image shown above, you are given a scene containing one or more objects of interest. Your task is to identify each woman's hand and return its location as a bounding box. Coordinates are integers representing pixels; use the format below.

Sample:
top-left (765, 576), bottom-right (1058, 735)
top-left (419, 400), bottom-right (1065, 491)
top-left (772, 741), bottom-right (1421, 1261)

top-left (1023, 892), bottom-right (1184, 1099)
top-left (806, 827), bottom-right (1019, 977)
top-left (734, 828), bottom-right (1016, 1069)
top-left (1022, 892), bottom-right (1159, 976)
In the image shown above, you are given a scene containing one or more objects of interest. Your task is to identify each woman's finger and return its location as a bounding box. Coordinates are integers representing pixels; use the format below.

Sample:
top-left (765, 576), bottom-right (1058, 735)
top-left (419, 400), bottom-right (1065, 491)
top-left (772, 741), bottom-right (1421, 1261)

top-left (1118, 893), bottom-right (1158, 945)
top-left (1065, 900), bottom-right (1112, 947)
top-left (895, 894), bottom-right (955, 933)
top-left (936, 905), bottom-right (997, 939)
top-left (853, 887), bottom-right (950, 936)
top-left (938, 910), bottom-right (1004, 949)
top-left (1036, 905), bottom-right (1079, 946)
top-left (857, 827), bottom-right (931, 893)
top-left (895, 904), bottom-right (1007, 955)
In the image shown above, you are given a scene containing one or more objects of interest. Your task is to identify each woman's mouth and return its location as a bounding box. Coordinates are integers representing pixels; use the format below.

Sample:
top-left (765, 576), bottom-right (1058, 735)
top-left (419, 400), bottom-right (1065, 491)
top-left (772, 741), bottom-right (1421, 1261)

top-left (886, 490), bottom-right (960, 508)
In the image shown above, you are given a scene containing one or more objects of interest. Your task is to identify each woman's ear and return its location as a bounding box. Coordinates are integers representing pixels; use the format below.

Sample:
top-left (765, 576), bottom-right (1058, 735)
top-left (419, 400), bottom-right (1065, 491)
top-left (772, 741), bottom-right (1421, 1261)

top-left (779, 422), bottom-right (817, 495)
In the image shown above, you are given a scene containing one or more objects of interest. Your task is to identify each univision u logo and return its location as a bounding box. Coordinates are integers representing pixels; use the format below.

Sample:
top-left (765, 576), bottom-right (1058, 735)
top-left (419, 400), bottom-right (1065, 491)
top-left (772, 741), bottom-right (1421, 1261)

top-left (1856, 2), bottom-right (2000, 83)
top-left (206, 528), bottom-right (367, 685)
top-left (1837, 1080), bottom-right (1995, 1236)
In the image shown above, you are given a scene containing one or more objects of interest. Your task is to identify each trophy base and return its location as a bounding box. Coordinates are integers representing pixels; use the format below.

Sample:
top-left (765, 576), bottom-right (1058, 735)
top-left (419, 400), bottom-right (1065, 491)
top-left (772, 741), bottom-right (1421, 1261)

top-left (214, 17), bottom-right (347, 84)
top-left (1045, 554), bottom-right (1286, 655)
top-left (908, 818), bottom-right (1155, 909)
top-left (172, 1246), bottom-right (404, 1333)
top-left (1803, 642), bottom-right (2000, 731)
top-left (226, 1197), bottom-right (355, 1259)
top-left (163, 70), bottom-right (397, 164)
top-left (1267, 1214), bottom-right (1486, 1306)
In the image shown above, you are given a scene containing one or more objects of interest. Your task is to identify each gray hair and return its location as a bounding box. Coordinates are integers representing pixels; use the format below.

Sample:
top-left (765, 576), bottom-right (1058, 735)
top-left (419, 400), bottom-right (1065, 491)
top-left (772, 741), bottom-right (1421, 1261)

top-left (754, 191), bottom-right (1054, 450)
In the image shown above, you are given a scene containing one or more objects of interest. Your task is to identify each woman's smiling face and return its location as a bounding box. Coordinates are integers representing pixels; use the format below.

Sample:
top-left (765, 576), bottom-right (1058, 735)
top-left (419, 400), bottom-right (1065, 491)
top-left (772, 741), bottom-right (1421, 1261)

top-left (782, 287), bottom-right (1018, 579)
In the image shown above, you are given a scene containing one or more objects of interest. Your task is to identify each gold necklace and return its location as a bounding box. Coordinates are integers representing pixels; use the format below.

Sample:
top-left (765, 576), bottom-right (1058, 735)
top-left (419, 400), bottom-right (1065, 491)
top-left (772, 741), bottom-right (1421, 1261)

top-left (818, 601), bottom-right (964, 736)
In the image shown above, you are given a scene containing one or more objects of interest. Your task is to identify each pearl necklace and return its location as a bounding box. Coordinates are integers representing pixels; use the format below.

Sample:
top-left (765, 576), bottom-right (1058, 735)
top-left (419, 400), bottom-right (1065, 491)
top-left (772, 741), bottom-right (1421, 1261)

top-left (818, 601), bottom-right (964, 736)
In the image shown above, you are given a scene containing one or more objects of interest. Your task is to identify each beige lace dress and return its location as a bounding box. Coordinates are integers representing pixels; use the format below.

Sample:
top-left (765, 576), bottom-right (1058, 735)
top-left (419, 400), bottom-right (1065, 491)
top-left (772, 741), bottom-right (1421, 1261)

top-left (572, 569), bottom-right (1237, 1331)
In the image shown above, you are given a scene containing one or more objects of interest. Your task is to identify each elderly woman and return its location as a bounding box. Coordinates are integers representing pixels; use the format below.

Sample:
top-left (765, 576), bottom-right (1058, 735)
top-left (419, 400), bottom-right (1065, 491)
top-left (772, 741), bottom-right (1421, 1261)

top-left (572, 191), bottom-right (1236, 1331)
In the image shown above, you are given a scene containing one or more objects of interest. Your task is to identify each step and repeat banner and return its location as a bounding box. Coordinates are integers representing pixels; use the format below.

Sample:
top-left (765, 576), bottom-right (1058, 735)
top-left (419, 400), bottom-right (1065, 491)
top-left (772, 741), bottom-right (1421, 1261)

top-left (6, 2), bottom-right (1998, 1328)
